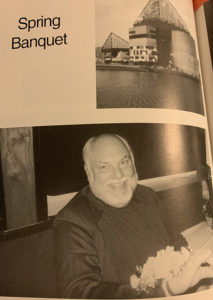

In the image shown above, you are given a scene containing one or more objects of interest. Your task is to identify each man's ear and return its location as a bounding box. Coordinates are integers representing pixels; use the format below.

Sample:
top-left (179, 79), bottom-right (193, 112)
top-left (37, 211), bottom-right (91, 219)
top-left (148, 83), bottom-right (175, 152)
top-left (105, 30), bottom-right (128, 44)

top-left (130, 152), bottom-right (138, 176)
top-left (84, 163), bottom-right (91, 181)
top-left (130, 152), bottom-right (136, 169)
top-left (84, 164), bottom-right (89, 176)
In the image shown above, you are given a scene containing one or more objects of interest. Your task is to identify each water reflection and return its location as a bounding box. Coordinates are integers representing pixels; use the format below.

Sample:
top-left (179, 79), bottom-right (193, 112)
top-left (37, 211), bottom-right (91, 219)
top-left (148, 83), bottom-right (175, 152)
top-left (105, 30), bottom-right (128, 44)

top-left (96, 70), bottom-right (204, 115)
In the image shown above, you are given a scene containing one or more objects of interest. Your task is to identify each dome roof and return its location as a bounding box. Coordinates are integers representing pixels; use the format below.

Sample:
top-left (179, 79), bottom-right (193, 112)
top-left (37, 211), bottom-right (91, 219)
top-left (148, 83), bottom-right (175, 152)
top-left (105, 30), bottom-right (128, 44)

top-left (133, 0), bottom-right (189, 33)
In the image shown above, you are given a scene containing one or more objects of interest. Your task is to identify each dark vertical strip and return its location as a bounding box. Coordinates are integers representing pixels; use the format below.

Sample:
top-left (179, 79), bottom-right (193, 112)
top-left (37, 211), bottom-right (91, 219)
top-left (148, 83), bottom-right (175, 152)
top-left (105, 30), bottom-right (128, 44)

top-left (0, 151), bottom-right (7, 230)
top-left (204, 0), bottom-right (213, 67)
top-left (33, 127), bottom-right (48, 222)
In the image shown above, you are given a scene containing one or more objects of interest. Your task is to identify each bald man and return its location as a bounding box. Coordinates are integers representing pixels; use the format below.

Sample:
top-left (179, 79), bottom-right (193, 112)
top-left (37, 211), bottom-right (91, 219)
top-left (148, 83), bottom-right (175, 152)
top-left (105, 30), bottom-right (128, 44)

top-left (53, 134), bottom-right (213, 298)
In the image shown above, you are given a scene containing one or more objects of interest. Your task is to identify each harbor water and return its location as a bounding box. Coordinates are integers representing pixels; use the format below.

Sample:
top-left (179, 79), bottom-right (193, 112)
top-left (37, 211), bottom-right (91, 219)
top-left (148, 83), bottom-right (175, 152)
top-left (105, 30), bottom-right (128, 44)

top-left (96, 69), bottom-right (204, 115)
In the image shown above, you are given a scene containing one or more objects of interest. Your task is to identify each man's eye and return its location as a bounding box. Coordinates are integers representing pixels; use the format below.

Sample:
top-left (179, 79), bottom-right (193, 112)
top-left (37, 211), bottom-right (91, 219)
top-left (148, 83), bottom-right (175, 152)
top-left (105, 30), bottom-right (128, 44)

top-left (98, 165), bottom-right (108, 171)
top-left (120, 159), bottom-right (129, 166)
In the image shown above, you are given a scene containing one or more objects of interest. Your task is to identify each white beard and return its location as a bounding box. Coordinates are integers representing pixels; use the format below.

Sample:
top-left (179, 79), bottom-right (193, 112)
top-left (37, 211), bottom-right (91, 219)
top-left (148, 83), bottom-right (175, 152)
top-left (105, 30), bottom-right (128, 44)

top-left (89, 172), bottom-right (138, 208)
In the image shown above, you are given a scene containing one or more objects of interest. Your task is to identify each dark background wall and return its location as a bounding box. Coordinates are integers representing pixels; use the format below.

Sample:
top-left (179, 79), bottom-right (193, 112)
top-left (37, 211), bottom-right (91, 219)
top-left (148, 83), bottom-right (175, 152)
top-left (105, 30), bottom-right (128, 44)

top-left (34, 123), bottom-right (206, 196)
top-left (0, 181), bottom-right (205, 298)
top-left (0, 228), bottom-right (58, 298)
top-left (204, 0), bottom-right (213, 67)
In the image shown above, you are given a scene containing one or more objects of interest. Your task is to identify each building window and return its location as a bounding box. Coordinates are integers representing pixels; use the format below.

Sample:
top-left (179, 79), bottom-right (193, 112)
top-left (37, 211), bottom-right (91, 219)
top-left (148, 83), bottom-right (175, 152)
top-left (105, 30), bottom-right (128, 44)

top-left (129, 34), bottom-right (156, 39)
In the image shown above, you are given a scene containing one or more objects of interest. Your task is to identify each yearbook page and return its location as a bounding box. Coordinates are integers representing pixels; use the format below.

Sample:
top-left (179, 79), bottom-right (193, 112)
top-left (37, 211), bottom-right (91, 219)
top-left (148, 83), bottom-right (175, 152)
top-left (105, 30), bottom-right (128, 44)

top-left (1, 0), bottom-right (213, 300)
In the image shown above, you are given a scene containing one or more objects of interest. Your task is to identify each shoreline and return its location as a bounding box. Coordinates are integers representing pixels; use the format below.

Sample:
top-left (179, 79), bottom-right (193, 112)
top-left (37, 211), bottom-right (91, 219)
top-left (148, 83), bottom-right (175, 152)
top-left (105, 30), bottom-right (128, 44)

top-left (96, 63), bottom-right (200, 82)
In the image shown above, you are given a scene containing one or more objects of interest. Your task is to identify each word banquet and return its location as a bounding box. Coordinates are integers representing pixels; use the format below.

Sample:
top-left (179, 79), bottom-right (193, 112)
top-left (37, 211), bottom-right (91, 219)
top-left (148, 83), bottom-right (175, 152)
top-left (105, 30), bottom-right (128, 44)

top-left (12, 16), bottom-right (68, 50)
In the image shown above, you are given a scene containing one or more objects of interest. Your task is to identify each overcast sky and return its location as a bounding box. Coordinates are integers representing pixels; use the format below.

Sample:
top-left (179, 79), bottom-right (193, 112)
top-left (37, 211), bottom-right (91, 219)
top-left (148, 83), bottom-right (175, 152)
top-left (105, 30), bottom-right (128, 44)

top-left (95, 0), bottom-right (196, 47)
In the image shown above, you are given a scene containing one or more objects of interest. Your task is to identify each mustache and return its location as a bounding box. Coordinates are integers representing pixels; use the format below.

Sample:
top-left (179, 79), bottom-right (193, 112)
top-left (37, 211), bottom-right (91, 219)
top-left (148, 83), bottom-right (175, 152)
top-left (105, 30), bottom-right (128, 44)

top-left (107, 178), bottom-right (129, 185)
top-left (107, 173), bottom-right (138, 185)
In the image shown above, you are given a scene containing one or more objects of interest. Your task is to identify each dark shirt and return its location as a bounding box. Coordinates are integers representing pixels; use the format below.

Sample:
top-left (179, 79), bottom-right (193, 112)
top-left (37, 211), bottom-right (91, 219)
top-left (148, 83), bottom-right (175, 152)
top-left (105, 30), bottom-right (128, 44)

top-left (53, 184), bottom-right (186, 298)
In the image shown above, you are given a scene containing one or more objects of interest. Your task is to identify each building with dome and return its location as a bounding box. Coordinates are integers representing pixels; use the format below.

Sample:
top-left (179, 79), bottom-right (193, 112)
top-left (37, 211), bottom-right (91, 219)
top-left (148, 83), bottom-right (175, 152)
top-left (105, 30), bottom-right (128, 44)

top-left (128, 0), bottom-right (199, 76)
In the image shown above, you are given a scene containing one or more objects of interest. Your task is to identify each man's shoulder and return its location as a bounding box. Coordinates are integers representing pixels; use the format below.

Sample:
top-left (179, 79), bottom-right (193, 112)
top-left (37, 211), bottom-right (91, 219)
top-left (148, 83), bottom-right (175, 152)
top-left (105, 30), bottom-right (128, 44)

top-left (54, 185), bottom-right (93, 226)
top-left (135, 184), bottom-right (159, 207)
top-left (136, 183), bottom-right (157, 197)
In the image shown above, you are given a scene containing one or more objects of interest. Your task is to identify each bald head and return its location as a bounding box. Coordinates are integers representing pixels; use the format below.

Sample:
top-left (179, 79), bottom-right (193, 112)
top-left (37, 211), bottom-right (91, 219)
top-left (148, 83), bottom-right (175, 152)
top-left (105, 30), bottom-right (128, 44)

top-left (83, 134), bottom-right (133, 167)
top-left (83, 134), bottom-right (138, 208)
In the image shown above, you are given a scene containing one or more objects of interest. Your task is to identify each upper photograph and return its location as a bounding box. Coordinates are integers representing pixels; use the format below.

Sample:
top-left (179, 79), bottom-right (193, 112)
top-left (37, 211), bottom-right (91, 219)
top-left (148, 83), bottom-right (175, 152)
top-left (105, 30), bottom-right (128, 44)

top-left (95, 0), bottom-right (204, 114)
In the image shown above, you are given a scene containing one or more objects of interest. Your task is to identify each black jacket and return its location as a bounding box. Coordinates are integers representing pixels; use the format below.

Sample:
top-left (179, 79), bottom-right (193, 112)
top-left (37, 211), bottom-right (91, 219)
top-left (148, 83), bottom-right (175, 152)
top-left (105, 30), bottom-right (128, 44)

top-left (53, 184), bottom-right (186, 298)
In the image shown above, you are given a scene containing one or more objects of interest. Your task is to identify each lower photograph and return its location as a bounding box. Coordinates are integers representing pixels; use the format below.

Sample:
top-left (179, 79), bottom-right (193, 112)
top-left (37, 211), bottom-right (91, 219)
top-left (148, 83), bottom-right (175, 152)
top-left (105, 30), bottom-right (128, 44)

top-left (0, 123), bottom-right (213, 298)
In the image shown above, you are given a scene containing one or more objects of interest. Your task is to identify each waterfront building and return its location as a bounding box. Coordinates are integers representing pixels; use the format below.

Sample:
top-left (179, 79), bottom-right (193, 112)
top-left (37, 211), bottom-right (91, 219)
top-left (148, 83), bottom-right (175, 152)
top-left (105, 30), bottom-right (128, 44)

top-left (171, 31), bottom-right (199, 77)
top-left (129, 24), bottom-right (158, 64)
top-left (129, 0), bottom-right (199, 76)
top-left (101, 32), bottom-right (129, 63)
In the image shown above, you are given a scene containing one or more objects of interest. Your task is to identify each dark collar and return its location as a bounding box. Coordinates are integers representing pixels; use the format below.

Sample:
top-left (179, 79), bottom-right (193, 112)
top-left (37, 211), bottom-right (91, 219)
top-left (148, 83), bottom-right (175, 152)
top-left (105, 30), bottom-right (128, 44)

top-left (81, 184), bottom-right (141, 223)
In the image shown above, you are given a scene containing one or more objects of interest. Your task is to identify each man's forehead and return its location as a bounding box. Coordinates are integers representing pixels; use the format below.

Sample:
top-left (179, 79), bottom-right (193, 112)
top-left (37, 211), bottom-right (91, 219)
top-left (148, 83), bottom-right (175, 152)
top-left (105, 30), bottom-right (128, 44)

top-left (93, 135), bottom-right (128, 154)
top-left (85, 136), bottom-right (129, 163)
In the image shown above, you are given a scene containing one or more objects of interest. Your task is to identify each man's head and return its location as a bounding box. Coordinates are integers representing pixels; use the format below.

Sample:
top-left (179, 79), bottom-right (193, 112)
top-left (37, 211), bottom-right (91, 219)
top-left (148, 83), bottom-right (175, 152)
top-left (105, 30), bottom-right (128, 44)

top-left (83, 134), bottom-right (138, 208)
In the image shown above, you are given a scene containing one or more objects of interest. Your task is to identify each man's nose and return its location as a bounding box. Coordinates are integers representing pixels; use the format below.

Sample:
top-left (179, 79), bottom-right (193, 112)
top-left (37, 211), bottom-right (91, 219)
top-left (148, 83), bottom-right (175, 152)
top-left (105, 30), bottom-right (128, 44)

top-left (112, 166), bottom-right (123, 179)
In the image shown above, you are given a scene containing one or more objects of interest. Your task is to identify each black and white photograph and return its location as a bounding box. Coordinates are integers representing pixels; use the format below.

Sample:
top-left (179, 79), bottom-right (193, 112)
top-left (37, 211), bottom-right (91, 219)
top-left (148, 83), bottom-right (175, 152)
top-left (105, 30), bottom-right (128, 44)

top-left (96, 0), bottom-right (204, 114)
top-left (0, 123), bottom-right (213, 298)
